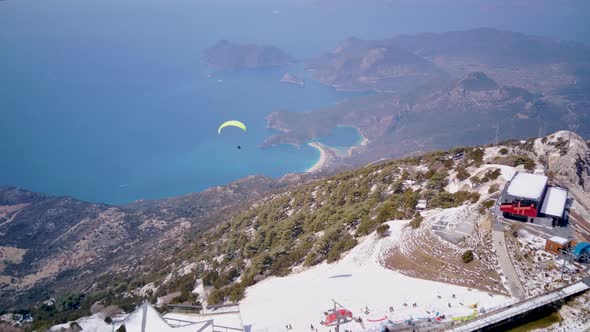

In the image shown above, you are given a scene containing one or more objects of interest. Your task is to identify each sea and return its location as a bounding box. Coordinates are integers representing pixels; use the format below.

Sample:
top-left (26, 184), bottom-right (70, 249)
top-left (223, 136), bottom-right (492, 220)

top-left (1, 0), bottom-right (588, 204)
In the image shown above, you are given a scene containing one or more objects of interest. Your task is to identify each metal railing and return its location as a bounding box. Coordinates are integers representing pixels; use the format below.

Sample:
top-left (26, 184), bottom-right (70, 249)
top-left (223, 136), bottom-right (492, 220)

top-left (360, 280), bottom-right (589, 332)
top-left (168, 303), bottom-right (241, 315)
top-left (449, 280), bottom-right (589, 331)
top-left (164, 316), bottom-right (211, 327)
top-left (212, 324), bottom-right (244, 332)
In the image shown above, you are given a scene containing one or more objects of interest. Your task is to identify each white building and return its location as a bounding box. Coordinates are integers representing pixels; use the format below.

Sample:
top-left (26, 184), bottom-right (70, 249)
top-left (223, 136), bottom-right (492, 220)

top-left (541, 187), bottom-right (568, 220)
top-left (505, 172), bottom-right (548, 203)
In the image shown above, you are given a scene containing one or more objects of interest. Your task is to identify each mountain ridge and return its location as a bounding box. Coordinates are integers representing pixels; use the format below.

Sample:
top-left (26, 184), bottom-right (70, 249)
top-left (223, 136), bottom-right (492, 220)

top-left (263, 29), bottom-right (590, 168)
top-left (306, 28), bottom-right (589, 93)
top-left (0, 173), bottom-right (322, 313)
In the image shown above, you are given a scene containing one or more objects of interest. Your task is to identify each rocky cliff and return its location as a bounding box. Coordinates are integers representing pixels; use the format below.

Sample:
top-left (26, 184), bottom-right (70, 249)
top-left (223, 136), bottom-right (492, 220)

top-left (534, 131), bottom-right (590, 191)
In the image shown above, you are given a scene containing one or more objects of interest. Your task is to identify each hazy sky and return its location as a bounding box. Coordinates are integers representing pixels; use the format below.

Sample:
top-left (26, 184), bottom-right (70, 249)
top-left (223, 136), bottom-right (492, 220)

top-left (311, 0), bottom-right (590, 43)
top-left (200, 0), bottom-right (590, 43)
top-left (2, 0), bottom-right (589, 55)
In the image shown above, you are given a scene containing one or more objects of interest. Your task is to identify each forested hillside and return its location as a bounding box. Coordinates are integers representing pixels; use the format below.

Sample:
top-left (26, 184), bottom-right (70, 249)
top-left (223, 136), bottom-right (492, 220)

top-left (9, 136), bottom-right (552, 330)
top-left (155, 145), bottom-right (511, 306)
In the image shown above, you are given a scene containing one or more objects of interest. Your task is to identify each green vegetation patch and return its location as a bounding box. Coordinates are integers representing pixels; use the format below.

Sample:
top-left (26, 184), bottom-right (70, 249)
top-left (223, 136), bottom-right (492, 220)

top-left (430, 191), bottom-right (480, 209)
top-left (462, 250), bottom-right (474, 263)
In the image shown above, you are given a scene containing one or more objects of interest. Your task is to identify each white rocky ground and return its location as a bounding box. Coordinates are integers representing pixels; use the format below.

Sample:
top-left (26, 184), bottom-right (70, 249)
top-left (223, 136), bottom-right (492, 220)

top-left (51, 214), bottom-right (511, 332)
top-left (50, 314), bottom-right (111, 332)
top-left (534, 131), bottom-right (590, 192)
top-left (504, 228), bottom-right (585, 297)
top-left (238, 220), bottom-right (511, 332)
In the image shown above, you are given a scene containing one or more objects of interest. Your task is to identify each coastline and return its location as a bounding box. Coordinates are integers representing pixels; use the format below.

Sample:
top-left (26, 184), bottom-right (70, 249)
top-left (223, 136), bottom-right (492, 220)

top-left (306, 128), bottom-right (369, 173)
top-left (306, 142), bottom-right (328, 173)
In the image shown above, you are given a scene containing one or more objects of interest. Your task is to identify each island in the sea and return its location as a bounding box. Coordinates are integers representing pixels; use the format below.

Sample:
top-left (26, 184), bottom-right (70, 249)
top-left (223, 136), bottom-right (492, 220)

top-left (202, 40), bottom-right (293, 70)
top-left (280, 72), bottom-right (304, 86)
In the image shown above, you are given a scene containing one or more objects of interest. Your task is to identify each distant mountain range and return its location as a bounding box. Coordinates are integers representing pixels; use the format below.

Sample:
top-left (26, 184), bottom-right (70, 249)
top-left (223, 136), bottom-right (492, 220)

top-left (307, 28), bottom-right (589, 93)
top-left (266, 28), bottom-right (590, 166)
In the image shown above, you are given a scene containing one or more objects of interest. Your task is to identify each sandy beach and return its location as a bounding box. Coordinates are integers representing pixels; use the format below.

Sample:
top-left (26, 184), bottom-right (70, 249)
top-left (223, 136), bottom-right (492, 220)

top-left (306, 142), bottom-right (328, 172)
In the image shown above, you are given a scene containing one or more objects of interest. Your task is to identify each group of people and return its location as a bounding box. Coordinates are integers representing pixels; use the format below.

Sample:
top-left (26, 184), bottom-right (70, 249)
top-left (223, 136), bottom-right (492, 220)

top-left (311, 294), bottom-right (466, 332)
top-left (400, 302), bottom-right (419, 308)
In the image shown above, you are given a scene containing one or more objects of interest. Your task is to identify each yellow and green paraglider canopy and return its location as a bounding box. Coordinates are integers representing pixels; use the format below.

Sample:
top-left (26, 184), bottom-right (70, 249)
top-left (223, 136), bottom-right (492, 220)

top-left (218, 120), bottom-right (247, 134)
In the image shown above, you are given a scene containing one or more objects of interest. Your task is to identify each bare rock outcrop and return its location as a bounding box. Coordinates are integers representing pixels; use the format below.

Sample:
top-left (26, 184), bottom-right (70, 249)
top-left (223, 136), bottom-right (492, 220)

top-left (534, 130), bottom-right (590, 191)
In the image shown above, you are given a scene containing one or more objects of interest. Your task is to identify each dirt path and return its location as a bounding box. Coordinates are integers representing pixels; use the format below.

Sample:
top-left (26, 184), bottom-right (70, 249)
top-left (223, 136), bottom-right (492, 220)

top-left (0, 203), bottom-right (29, 228)
top-left (492, 229), bottom-right (526, 299)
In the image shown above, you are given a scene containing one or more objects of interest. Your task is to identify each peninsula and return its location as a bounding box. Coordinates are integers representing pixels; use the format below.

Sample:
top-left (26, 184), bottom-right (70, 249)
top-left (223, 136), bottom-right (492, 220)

top-left (306, 142), bottom-right (328, 172)
top-left (202, 40), bottom-right (293, 70)
top-left (280, 72), bottom-right (304, 86)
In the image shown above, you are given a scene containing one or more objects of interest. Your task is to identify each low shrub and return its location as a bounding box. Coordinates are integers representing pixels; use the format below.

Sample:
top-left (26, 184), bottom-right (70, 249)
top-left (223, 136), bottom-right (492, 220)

top-left (409, 213), bottom-right (423, 229)
top-left (376, 224), bottom-right (390, 237)
top-left (462, 250), bottom-right (474, 264)
top-left (479, 199), bottom-right (495, 213)
top-left (488, 184), bottom-right (500, 194)
top-left (482, 200), bottom-right (495, 209)
top-left (430, 191), bottom-right (480, 209)
top-left (484, 169), bottom-right (501, 181)
top-left (456, 167), bottom-right (471, 181)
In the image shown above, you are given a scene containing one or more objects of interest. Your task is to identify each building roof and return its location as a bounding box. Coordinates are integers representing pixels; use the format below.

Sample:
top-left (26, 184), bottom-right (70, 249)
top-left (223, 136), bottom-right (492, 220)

top-left (573, 242), bottom-right (590, 256)
top-left (540, 186), bottom-right (568, 218)
top-left (548, 236), bottom-right (570, 246)
top-left (506, 172), bottom-right (548, 200)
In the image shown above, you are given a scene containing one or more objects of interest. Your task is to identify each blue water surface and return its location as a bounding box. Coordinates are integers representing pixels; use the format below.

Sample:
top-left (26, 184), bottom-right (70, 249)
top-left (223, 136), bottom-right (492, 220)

top-left (315, 126), bottom-right (363, 149)
top-left (0, 0), bottom-right (352, 203)
top-left (1, 0), bottom-right (588, 204)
